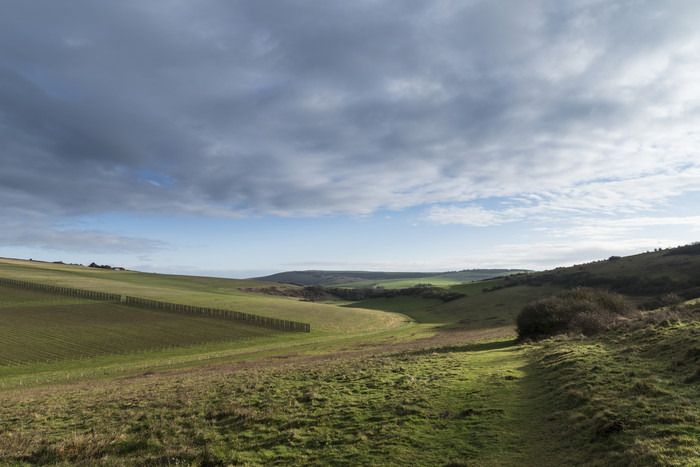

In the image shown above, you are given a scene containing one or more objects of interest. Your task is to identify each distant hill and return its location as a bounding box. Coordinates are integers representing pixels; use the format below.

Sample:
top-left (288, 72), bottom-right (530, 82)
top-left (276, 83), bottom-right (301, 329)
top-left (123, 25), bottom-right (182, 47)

top-left (253, 269), bottom-right (530, 287)
top-left (496, 243), bottom-right (700, 308)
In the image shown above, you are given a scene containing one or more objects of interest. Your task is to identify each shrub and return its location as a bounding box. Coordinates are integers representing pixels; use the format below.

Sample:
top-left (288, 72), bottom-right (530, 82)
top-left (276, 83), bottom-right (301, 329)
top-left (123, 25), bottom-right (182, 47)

top-left (659, 293), bottom-right (685, 310)
top-left (516, 288), bottom-right (636, 341)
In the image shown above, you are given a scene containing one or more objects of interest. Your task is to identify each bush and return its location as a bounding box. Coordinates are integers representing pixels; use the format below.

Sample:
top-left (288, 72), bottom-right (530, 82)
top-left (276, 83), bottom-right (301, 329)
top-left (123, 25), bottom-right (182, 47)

top-left (516, 288), bottom-right (636, 341)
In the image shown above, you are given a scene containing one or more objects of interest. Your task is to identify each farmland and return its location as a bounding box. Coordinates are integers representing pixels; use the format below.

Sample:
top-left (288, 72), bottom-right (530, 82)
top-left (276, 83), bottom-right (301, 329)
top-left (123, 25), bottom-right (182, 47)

top-left (0, 258), bottom-right (404, 334)
top-left (0, 251), bottom-right (699, 465)
top-left (0, 284), bottom-right (281, 365)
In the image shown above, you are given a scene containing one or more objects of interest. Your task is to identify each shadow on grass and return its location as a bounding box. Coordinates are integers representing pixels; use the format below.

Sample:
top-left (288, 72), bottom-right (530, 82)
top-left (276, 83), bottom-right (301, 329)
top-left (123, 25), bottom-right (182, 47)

top-left (401, 338), bottom-right (519, 356)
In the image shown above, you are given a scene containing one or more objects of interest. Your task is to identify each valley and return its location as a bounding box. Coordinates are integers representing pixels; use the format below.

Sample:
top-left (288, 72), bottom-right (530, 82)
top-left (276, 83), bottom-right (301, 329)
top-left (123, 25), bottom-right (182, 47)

top-left (0, 249), bottom-right (698, 465)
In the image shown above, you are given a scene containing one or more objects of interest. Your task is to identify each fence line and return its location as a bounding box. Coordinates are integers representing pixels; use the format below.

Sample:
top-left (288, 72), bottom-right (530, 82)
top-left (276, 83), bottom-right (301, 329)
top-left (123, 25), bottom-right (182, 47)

top-left (123, 296), bottom-right (310, 332)
top-left (0, 276), bottom-right (310, 333)
top-left (0, 277), bottom-right (122, 302)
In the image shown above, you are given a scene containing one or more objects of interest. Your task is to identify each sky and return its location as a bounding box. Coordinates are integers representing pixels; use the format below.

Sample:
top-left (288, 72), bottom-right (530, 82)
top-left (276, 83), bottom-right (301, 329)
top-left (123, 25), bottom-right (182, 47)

top-left (2, 0), bottom-right (700, 278)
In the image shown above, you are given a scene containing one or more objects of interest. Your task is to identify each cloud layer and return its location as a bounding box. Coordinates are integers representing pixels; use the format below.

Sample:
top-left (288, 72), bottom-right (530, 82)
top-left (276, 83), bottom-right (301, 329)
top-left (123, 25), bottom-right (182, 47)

top-left (2, 1), bottom-right (700, 256)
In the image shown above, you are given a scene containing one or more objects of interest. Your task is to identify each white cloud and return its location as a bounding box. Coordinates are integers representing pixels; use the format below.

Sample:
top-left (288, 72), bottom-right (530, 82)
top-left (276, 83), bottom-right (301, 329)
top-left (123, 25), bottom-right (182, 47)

top-left (423, 167), bottom-right (700, 227)
top-left (425, 205), bottom-right (519, 227)
top-left (2, 0), bottom-right (700, 267)
top-left (0, 216), bottom-right (167, 254)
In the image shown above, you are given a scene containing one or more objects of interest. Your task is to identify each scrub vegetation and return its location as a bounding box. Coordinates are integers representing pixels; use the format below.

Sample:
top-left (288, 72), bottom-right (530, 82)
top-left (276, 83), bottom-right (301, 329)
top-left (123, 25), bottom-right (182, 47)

top-left (255, 269), bottom-right (530, 288)
top-left (515, 287), bottom-right (638, 341)
top-left (0, 247), bottom-right (699, 465)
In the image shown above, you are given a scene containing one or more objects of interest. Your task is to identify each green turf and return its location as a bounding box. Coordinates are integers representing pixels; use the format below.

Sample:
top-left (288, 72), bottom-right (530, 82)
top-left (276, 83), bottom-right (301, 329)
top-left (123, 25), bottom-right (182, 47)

top-left (349, 283), bottom-right (562, 329)
top-left (0, 258), bottom-right (405, 334)
top-left (0, 284), bottom-right (279, 365)
top-left (518, 315), bottom-right (700, 465)
top-left (0, 338), bottom-right (531, 466)
top-left (333, 270), bottom-right (530, 289)
top-left (1, 252), bottom-right (699, 465)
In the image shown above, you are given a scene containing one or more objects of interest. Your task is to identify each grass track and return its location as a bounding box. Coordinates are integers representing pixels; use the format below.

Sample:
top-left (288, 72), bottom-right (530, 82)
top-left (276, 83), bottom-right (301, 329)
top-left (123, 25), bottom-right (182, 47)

top-left (0, 336), bottom-right (531, 466)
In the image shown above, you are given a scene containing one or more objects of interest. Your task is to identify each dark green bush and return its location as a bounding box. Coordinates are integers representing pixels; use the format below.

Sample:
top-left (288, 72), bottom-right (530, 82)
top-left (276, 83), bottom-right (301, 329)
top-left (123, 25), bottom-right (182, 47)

top-left (516, 288), bottom-right (635, 341)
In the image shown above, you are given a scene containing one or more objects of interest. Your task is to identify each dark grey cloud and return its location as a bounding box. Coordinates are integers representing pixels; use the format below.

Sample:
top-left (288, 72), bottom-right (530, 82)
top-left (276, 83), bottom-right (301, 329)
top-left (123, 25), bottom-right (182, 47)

top-left (1, 0), bottom-right (700, 231)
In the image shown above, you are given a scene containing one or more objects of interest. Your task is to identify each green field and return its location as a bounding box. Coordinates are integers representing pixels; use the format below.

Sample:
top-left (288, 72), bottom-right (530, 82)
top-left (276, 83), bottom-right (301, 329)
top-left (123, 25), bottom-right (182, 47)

top-left (0, 284), bottom-right (281, 365)
top-left (332, 270), bottom-right (530, 289)
top-left (349, 282), bottom-right (561, 329)
top-left (256, 269), bottom-right (530, 288)
top-left (0, 252), bottom-right (699, 465)
top-left (0, 258), bottom-right (404, 334)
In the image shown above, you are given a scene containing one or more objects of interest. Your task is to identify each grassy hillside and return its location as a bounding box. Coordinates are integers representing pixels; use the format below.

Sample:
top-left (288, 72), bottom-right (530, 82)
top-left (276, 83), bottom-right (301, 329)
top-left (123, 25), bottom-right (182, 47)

top-left (0, 335), bottom-right (527, 466)
top-left (0, 258), bottom-right (404, 334)
top-left (0, 284), bottom-right (280, 365)
top-left (0, 249), bottom-right (699, 465)
top-left (348, 279), bottom-right (561, 330)
top-left (501, 245), bottom-right (700, 306)
top-left (254, 270), bottom-right (434, 285)
top-left (255, 269), bottom-right (529, 288)
top-left (521, 310), bottom-right (700, 464)
top-left (1, 307), bottom-right (697, 465)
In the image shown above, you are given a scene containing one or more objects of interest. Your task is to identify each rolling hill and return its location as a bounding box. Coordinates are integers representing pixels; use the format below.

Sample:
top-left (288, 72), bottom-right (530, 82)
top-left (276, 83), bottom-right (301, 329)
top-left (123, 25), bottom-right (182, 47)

top-left (254, 268), bottom-right (530, 287)
top-left (0, 247), bottom-right (698, 465)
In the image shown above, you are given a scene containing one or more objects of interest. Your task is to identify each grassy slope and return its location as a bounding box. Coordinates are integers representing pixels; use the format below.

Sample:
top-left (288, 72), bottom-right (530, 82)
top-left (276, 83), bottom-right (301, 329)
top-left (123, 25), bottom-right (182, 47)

top-left (0, 285), bottom-right (280, 364)
top-left (333, 270), bottom-right (530, 289)
top-left (254, 270), bottom-right (435, 286)
top-left (0, 337), bottom-right (530, 466)
top-left (520, 314), bottom-right (700, 465)
top-left (256, 269), bottom-right (529, 288)
top-left (503, 247), bottom-right (700, 306)
top-left (0, 258), bottom-right (404, 334)
top-left (350, 283), bottom-right (562, 329)
top-left (1, 251), bottom-right (699, 465)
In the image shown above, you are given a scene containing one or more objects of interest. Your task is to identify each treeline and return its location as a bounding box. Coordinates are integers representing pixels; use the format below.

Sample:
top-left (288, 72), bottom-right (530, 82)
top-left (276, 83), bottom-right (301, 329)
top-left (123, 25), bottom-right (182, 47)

top-left (306, 285), bottom-right (465, 302)
top-left (0, 277), bottom-right (310, 333)
top-left (500, 270), bottom-right (700, 300)
top-left (663, 242), bottom-right (700, 256)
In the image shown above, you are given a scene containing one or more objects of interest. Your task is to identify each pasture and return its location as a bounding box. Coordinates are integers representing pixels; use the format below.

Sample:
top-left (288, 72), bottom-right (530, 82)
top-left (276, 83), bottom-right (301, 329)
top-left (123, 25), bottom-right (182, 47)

top-left (332, 270), bottom-right (530, 289)
top-left (0, 258), bottom-right (405, 334)
top-left (0, 254), bottom-right (699, 465)
top-left (0, 284), bottom-right (280, 365)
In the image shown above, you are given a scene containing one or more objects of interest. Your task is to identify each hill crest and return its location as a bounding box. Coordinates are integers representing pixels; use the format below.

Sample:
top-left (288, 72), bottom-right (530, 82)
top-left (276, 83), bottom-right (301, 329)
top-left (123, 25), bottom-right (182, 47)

top-left (253, 269), bottom-right (530, 287)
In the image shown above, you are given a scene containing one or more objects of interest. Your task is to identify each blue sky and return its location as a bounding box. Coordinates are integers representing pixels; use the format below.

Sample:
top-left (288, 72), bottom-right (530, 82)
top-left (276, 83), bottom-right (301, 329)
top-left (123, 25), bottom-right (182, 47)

top-left (2, 1), bottom-right (700, 278)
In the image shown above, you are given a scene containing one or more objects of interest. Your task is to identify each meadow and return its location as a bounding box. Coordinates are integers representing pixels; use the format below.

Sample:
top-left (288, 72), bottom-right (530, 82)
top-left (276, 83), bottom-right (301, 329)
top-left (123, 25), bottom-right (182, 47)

top-left (331, 270), bottom-right (530, 289)
top-left (0, 258), bottom-right (403, 334)
top-left (0, 284), bottom-right (282, 365)
top-left (0, 252), bottom-right (699, 465)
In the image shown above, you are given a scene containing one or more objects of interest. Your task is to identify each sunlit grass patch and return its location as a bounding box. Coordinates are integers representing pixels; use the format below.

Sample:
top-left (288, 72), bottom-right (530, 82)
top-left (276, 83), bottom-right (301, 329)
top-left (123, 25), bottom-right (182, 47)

top-left (523, 318), bottom-right (700, 465)
top-left (0, 338), bottom-right (529, 465)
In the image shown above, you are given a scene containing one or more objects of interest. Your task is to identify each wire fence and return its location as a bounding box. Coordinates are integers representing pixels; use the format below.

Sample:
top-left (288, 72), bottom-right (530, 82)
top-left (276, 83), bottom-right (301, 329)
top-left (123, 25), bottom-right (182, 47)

top-left (0, 276), bottom-right (310, 332)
